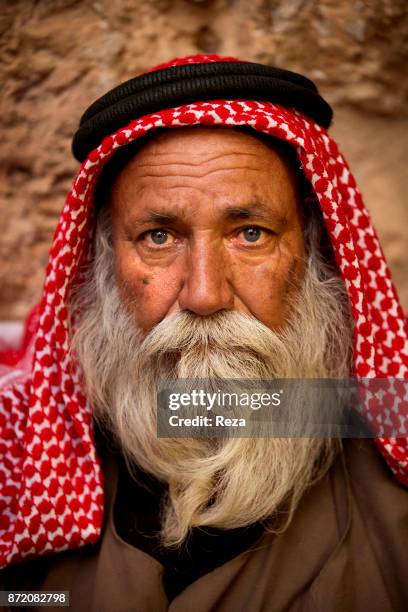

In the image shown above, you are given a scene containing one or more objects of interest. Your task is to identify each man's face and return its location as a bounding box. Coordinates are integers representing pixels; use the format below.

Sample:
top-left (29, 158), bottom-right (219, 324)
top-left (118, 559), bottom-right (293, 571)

top-left (110, 127), bottom-right (306, 333)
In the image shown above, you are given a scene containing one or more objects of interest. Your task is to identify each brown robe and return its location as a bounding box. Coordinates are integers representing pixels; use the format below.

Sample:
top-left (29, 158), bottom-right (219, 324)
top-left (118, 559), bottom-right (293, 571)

top-left (1, 438), bottom-right (407, 611)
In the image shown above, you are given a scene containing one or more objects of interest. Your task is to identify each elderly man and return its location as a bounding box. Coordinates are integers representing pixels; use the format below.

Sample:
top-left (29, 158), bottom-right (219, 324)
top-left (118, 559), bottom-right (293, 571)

top-left (0, 55), bottom-right (407, 611)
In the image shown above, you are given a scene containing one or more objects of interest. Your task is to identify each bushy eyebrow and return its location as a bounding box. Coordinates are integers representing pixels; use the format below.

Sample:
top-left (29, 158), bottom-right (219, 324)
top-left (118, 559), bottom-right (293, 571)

top-left (129, 201), bottom-right (288, 229)
top-left (222, 203), bottom-right (288, 227)
top-left (139, 211), bottom-right (179, 225)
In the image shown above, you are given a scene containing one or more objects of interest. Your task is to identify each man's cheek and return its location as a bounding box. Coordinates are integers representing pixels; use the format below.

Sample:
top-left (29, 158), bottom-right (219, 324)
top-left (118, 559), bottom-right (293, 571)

top-left (117, 267), bottom-right (183, 329)
top-left (234, 254), bottom-right (302, 328)
top-left (115, 258), bottom-right (146, 303)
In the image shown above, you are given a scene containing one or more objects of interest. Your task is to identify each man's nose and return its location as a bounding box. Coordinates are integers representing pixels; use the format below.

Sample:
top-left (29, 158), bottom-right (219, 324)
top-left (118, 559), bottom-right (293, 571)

top-left (178, 239), bottom-right (234, 316)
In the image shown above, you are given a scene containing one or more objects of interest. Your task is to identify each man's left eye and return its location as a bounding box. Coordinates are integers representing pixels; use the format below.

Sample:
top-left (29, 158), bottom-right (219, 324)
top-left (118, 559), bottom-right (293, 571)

top-left (240, 227), bottom-right (264, 242)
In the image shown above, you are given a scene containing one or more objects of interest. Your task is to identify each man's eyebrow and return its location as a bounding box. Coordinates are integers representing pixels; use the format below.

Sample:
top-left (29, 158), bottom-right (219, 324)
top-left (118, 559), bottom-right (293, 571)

top-left (129, 203), bottom-right (288, 227)
top-left (131, 211), bottom-right (179, 227)
top-left (222, 203), bottom-right (288, 226)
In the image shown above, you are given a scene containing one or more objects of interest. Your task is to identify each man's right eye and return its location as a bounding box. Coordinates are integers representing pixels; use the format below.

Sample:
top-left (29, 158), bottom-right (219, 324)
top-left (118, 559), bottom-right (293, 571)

top-left (141, 229), bottom-right (175, 247)
top-left (150, 229), bottom-right (168, 244)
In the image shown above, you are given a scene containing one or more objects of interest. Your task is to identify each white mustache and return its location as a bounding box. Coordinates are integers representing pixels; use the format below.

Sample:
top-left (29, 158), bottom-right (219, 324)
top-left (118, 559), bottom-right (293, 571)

top-left (139, 309), bottom-right (282, 355)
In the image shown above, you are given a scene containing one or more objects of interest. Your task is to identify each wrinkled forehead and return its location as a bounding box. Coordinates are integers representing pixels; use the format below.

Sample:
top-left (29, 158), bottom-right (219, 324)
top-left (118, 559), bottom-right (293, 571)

top-left (112, 129), bottom-right (307, 238)
top-left (94, 125), bottom-right (309, 212)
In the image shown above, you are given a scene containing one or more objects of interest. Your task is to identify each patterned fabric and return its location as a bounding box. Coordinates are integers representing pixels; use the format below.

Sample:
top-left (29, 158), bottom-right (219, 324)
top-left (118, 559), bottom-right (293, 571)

top-left (0, 54), bottom-right (407, 568)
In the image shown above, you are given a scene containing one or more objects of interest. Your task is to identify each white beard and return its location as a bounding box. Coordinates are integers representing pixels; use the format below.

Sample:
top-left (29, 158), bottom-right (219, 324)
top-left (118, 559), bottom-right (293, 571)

top-left (69, 204), bottom-right (353, 547)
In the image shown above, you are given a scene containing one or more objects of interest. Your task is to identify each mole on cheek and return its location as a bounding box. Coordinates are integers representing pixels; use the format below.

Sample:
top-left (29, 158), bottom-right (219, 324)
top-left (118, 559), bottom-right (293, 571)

top-left (142, 278), bottom-right (150, 285)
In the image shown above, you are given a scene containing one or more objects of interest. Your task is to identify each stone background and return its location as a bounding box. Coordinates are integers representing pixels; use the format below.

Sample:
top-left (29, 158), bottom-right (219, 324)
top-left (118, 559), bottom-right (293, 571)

top-left (1, 0), bottom-right (407, 319)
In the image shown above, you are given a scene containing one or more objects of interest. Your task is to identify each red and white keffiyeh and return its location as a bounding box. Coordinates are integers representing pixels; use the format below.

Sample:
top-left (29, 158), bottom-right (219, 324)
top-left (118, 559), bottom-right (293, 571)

top-left (0, 54), bottom-right (407, 568)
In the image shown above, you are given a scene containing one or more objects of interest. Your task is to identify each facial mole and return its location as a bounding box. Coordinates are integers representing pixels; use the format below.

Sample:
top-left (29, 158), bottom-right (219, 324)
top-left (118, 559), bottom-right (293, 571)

top-left (142, 278), bottom-right (149, 285)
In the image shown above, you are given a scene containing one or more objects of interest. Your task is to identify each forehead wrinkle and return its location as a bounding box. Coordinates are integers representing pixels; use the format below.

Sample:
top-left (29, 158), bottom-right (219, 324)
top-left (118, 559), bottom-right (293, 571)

top-left (134, 150), bottom-right (261, 169)
top-left (134, 165), bottom-right (266, 179)
top-left (128, 150), bottom-right (267, 180)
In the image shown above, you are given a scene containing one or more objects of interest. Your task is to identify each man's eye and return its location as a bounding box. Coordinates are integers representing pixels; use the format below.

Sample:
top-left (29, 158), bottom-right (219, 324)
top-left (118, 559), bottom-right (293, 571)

top-left (240, 227), bottom-right (263, 243)
top-left (145, 229), bottom-right (172, 245)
